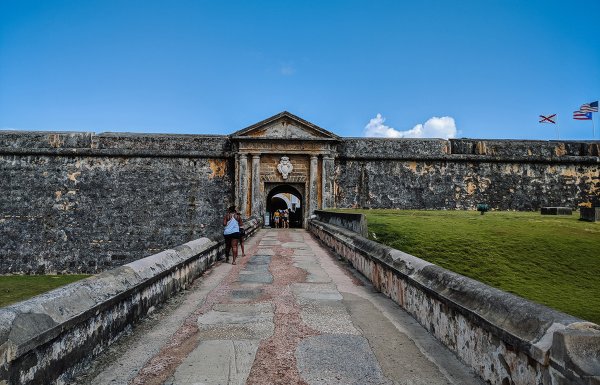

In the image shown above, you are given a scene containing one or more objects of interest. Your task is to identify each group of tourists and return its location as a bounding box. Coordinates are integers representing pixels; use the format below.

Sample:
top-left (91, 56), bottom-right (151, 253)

top-left (272, 208), bottom-right (290, 228)
top-left (223, 205), bottom-right (294, 264)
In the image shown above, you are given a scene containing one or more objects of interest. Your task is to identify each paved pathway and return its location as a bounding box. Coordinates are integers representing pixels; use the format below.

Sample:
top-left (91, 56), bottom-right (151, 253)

top-left (75, 229), bottom-right (483, 385)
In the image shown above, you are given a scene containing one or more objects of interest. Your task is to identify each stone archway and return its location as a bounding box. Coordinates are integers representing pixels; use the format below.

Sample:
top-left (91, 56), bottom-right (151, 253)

top-left (230, 112), bottom-right (340, 226)
top-left (265, 184), bottom-right (304, 228)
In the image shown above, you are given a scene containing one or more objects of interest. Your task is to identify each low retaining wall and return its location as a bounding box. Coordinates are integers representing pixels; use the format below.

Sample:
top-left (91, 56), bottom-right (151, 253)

top-left (312, 210), bottom-right (368, 237)
top-left (309, 219), bottom-right (600, 385)
top-left (0, 217), bottom-right (260, 385)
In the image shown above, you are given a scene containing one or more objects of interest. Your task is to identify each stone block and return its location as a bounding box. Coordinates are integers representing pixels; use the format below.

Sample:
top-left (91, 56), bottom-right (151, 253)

top-left (541, 207), bottom-right (573, 215)
top-left (550, 323), bottom-right (600, 380)
top-left (580, 207), bottom-right (600, 222)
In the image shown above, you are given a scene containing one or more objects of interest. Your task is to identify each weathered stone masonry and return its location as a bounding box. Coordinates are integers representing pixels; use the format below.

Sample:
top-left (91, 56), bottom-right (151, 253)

top-left (1, 132), bottom-right (235, 274)
top-left (1, 112), bottom-right (598, 273)
top-left (337, 138), bottom-right (600, 210)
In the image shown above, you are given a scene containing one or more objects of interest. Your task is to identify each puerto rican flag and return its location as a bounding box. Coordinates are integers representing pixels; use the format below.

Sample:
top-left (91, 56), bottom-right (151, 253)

top-left (573, 110), bottom-right (592, 120)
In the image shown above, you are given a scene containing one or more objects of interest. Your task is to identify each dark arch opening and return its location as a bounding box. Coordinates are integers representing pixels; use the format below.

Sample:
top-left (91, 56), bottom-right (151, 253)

top-left (266, 184), bottom-right (303, 228)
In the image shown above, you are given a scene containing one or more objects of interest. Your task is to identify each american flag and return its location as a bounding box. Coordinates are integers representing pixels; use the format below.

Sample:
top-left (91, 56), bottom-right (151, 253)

top-left (573, 110), bottom-right (592, 120)
top-left (580, 101), bottom-right (598, 112)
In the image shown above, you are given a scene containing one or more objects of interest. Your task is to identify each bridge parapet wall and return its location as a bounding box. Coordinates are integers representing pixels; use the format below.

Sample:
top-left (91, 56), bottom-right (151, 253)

top-left (312, 210), bottom-right (368, 237)
top-left (0, 217), bottom-right (260, 385)
top-left (309, 218), bottom-right (600, 385)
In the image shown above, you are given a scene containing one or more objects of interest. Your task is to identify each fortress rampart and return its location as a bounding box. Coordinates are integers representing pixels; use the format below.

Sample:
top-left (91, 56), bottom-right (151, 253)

top-left (0, 122), bottom-right (598, 273)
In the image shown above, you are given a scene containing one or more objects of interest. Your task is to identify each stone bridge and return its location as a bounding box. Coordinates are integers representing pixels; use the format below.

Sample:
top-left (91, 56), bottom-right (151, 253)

top-left (1, 217), bottom-right (598, 385)
top-left (74, 228), bottom-right (482, 385)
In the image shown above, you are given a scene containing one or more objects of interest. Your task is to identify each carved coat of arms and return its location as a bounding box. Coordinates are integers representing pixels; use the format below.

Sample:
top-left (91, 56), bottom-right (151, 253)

top-left (277, 156), bottom-right (293, 180)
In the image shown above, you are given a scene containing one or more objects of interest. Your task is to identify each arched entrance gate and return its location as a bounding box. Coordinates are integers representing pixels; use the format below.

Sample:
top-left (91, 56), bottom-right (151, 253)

top-left (229, 112), bottom-right (340, 228)
top-left (266, 184), bottom-right (303, 228)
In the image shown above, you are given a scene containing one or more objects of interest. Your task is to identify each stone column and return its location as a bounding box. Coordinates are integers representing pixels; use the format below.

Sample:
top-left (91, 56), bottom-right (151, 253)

top-left (309, 155), bottom-right (318, 216)
top-left (251, 154), bottom-right (261, 218)
top-left (238, 154), bottom-right (248, 217)
top-left (321, 154), bottom-right (335, 209)
top-left (234, 153), bottom-right (239, 208)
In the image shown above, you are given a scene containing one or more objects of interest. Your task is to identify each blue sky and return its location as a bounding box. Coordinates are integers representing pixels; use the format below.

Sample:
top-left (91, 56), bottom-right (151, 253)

top-left (1, 0), bottom-right (599, 140)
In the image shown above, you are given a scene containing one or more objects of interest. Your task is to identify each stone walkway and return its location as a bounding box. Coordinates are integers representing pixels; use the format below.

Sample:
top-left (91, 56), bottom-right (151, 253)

top-left (75, 229), bottom-right (483, 385)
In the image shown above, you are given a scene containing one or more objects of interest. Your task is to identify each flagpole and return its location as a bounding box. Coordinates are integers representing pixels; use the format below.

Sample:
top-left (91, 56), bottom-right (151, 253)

top-left (593, 116), bottom-right (596, 139)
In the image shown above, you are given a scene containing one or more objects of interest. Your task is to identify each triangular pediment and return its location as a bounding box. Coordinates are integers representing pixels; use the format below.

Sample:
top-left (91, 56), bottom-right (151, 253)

top-left (231, 111), bottom-right (340, 141)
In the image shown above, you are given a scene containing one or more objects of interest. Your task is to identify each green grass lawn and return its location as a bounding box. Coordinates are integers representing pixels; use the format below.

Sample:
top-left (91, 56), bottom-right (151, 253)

top-left (0, 275), bottom-right (91, 308)
top-left (336, 209), bottom-right (600, 324)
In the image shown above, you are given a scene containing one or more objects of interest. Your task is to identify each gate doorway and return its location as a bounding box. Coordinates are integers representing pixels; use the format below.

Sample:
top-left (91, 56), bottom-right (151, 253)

top-left (266, 184), bottom-right (304, 228)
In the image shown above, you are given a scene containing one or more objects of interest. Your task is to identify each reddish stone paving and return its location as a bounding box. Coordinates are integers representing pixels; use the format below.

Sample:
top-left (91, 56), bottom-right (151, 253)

top-left (246, 232), bottom-right (320, 385)
top-left (129, 229), bottom-right (320, 385)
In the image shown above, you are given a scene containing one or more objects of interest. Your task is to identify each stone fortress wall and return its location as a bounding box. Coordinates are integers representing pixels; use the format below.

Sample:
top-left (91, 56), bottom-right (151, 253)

top-left (1, 128), bottom-right (598, 274)
top-left (337, 138), bottom-right (600, 210)
top-left (0, 131), bottom-right (235, 274)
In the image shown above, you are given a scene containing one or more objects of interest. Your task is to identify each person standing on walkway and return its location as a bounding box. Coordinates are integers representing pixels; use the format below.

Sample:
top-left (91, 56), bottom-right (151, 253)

top-left (223, 205), bottom-right (242, 264)
top-left (237, 209), bottom-right (246, 257)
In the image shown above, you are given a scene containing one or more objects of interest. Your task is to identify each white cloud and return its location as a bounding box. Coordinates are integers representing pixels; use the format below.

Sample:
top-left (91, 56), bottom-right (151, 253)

top-left (280, 64), bottom-right (295, 76)
top-left (364, 113), bottom-right (457, 139)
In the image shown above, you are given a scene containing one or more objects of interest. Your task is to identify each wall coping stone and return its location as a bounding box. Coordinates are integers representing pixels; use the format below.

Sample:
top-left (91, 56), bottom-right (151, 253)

top-left (337, 153), bottom-right (600, 164)
top-left (0, 131), bottom-right (231, 158)
top-left (2, 131), bottom-right (599, 164)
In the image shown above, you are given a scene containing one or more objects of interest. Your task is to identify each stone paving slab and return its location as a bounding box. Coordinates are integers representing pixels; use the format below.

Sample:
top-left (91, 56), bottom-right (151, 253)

top-left (300, 302), bottom-right (360, 335)
top-left (197, 303), bottom-right (274, 340)
top-left (281, 241), bottom-right (309, 249)
top-left (292, 256), bottom-right (331, 283)
top-left (255, 248), bottom-right (275, 255)
top-left (293, 248), bottom-right (316, 256)
top-left (237, 272), bottom-right (272, 284)
top-left (296, 334), bottom-right (392, 385)
top-left (237, 254), bottom-right (273, 283)
top-left (230, 288), bottom-right (263, 301)
top-left (165, 340), bottom-right (259, 385)
top-left (292, 282), bottom-right (343, 302)
top-left (258, 240), bottom-right (279, 246)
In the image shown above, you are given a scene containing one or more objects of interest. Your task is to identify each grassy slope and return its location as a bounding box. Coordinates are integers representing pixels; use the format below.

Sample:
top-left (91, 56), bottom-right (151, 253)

top-left (0, 275), bottom-right (91, 308)
top-left (337, 209), bottom-right (600, 324)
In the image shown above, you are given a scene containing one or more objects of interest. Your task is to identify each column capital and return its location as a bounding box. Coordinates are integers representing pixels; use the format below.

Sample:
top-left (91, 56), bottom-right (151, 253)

top-left (252, 153), bottom-right (261, 160)
top-left (239, 153), bottom-right (248, 159)
top-left (310, 154), bottom-right (319, 161)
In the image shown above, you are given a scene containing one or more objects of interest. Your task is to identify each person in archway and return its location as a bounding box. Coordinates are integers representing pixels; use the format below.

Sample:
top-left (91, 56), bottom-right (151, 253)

top-left (283, 209), bottom-right (289, 228)
top-left (273, 210), bottom-right (281, 228)
top-left (223, 205), bottom-right (242, 264)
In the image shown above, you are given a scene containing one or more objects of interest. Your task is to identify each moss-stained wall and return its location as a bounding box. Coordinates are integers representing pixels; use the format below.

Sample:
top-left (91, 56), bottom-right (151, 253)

top-left (0, 131), bottom-right (234, 274)
top-left (1, 131), bottom-right (598, 273)
top-left (336, 138), bottom-right (600, 210)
